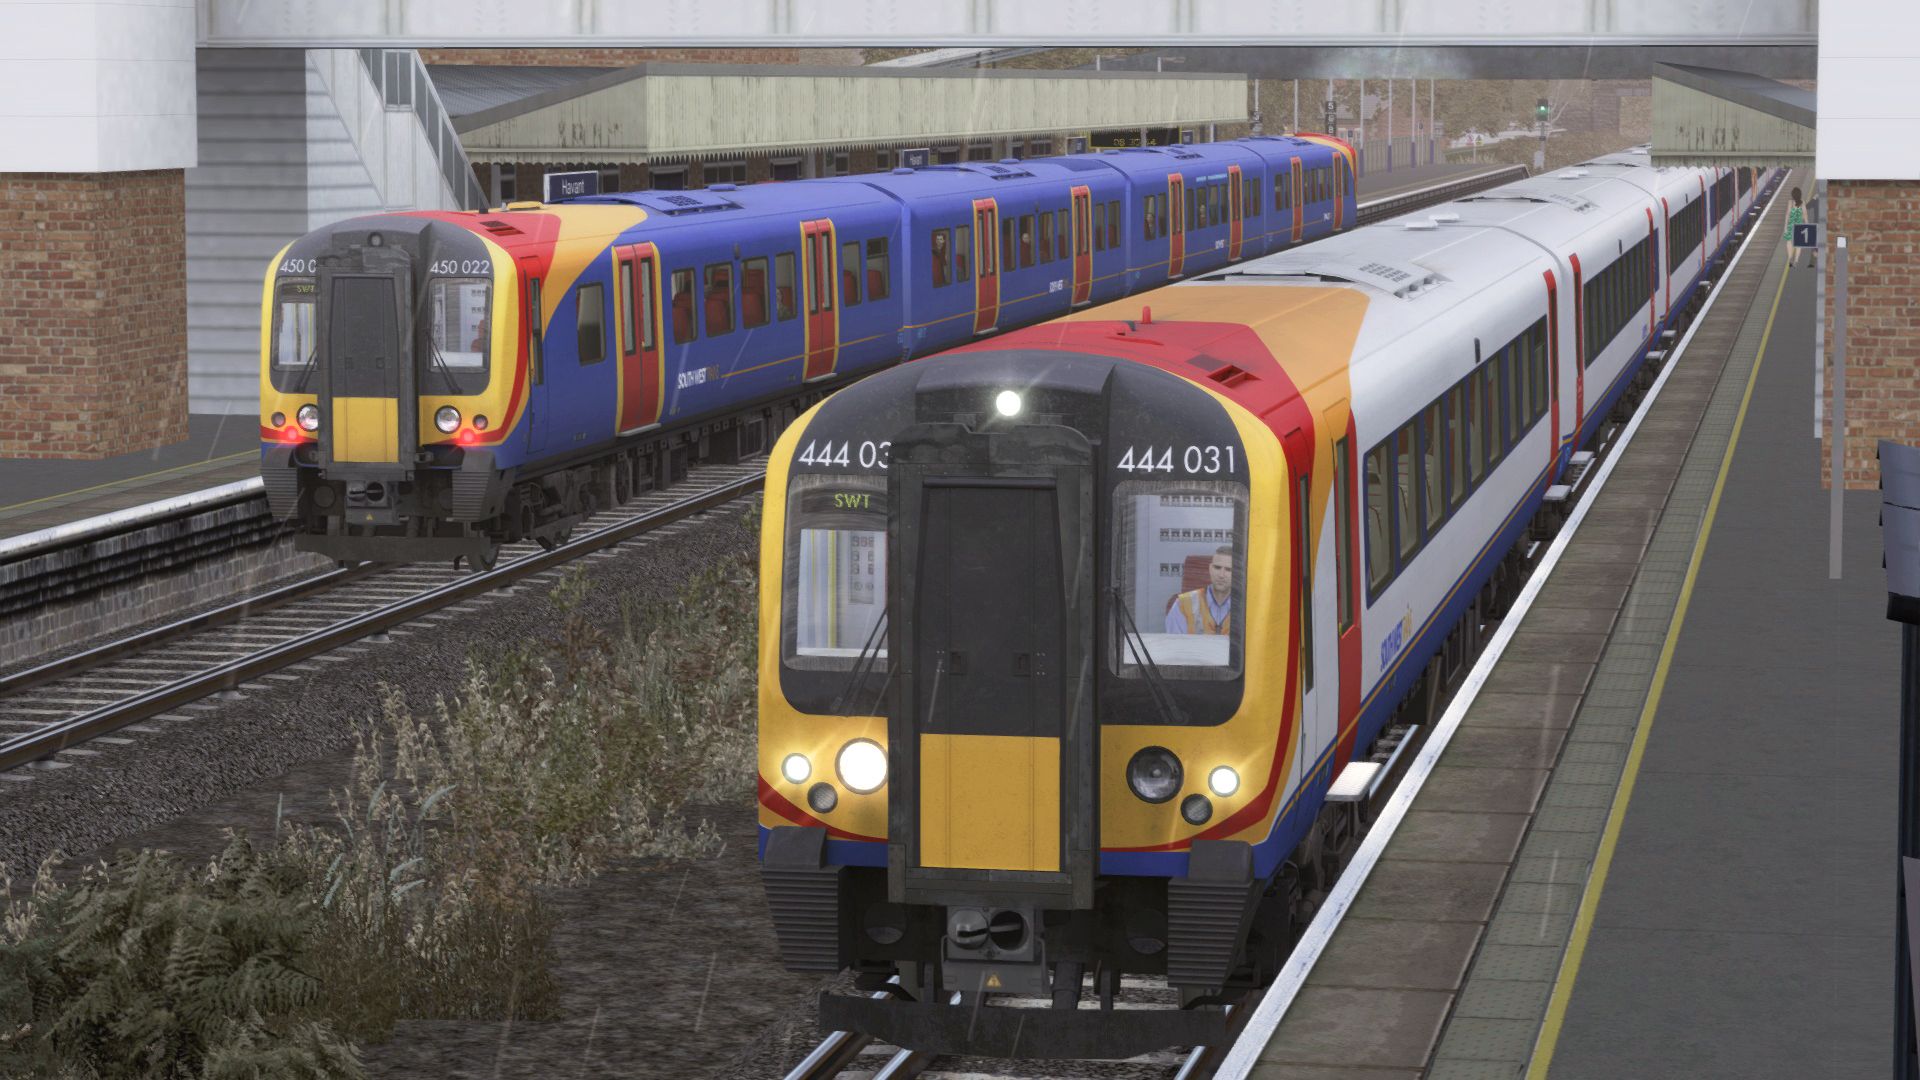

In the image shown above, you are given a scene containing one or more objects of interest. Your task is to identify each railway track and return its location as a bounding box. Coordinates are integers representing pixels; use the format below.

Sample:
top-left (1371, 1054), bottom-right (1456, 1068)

top-left (787, 975), bottom-right (1246, 1080)
top-left (0, 463), bottom-right (765, 776)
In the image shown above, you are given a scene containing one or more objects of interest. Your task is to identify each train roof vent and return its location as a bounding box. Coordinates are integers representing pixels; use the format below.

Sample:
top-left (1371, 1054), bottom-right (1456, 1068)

top-left (977, 163), bottom-right (1034, 179)
top-left (479, 219), bottom-right (524, 235)
top-left (1212, 258), bottom-right (1446, 299)
top-left (632, 191), bottom-right (743, 215)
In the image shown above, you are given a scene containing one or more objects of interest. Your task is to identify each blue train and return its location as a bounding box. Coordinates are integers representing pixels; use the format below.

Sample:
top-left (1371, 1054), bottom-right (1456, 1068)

top-left (257, 134), bottom-right (1358, 566)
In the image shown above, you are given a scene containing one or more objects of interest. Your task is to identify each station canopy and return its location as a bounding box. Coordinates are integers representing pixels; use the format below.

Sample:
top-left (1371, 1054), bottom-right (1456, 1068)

top-left (1650, 62), bottom-right (1814, 169)
top-left (436, 61), bottom-right (1248, 166)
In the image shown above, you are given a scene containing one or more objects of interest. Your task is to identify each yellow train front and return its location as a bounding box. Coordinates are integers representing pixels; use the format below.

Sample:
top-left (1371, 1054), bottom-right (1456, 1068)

top-left (758, 340), bottom-right (1313, 1059)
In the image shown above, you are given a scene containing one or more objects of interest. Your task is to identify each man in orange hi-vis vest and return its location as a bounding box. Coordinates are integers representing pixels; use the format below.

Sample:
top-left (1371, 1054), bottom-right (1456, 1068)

top-left (1165, 546), bottom-right (1234, 635)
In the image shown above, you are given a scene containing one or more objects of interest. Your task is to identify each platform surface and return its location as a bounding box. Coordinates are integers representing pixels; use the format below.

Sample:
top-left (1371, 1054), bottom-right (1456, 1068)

top-left (0, 415), bottom-right (261, 543)
top-left (1532, 215), bottom-right (1895, 1078)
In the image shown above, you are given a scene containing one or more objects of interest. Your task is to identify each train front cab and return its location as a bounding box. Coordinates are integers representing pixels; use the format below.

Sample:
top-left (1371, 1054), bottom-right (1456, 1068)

top-left (759, 352), bottom-right (1302, 1059)
top-left (260, 216), bottom-right (518, 565)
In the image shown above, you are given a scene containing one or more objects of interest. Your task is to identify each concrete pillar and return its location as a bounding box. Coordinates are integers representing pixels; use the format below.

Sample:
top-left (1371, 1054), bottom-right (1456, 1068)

top-left (0, 0), bottom-right (196, 458)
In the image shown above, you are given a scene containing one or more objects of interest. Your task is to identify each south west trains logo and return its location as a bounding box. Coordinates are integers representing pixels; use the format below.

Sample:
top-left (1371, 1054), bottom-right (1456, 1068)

top-left (676, 365), bottom-right (721, 390)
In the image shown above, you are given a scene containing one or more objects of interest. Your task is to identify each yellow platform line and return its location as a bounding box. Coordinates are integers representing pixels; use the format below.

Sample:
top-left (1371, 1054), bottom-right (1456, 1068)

top-left (1527, 254), bottom-right (1791, 1079)
top-left (0, 449), bottom-right (256, 516)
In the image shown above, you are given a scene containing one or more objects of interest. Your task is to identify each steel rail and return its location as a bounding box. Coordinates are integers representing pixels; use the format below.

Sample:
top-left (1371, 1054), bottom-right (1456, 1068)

top-left (1354, 164), bottom-right (1530, 226)
top-left (0, 472), bottom-right (763, 774)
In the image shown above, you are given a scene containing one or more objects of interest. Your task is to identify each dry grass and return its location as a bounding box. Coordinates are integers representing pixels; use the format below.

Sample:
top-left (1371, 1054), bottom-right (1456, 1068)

top-left (0, 547), bottom-right (763, 1077)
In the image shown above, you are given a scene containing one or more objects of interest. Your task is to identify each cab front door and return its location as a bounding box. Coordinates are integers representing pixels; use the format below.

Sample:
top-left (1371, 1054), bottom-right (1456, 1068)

top-left (888, 424), bottom-right (1094, 910)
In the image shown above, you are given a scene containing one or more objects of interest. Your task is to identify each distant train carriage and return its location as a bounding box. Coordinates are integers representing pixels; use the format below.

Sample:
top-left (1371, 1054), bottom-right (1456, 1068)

top-left (258, 136), bottom-right (1355, 567)
top-left (754, 150), bottom-right (1780, 1060)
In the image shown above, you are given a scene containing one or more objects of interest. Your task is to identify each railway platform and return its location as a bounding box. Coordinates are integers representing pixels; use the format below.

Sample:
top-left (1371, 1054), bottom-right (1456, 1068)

top-left (0, 415), bottom-right (260, 544)
top-left (1234, 170), bottom-right (1879, 1080)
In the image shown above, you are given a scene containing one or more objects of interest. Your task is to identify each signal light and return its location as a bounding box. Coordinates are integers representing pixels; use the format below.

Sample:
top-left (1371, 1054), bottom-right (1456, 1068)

top-left (1536, 98), bottom-right (1550, 121)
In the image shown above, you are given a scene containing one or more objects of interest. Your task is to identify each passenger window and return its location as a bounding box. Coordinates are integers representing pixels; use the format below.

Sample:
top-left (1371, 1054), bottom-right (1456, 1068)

top-left (1465, 374), bottom-right (1485, 484)
top-left (865, 238), bottom-right (889, 301)
top-left (636, 261), bottom-right (655, 348)
top-left (840, 240), bottom-right (861, 307)
top-left (1447, 384), bottom-right (1468, 507)
top-left (1505, 347), bottom-right (1522, 446)
top-left (1365, 443), bottom-right (1392, 591)
top-left (1094, 203), bottom-right (1107, 251)
top-left (1111, 479), bottom-right (1247, 677)
top-left (618, 261), bottom-right (636, 354)
top-left (1002, 217), bottom-right (1015, 270)
top-left (576, 281), bottom-right (606, 364)
top-left (774, 252), bottom-right (797, 320)
top-left (1018, 215), bottom-right (1035, 269)
top-left (1037, 212), bottom-right (1054, 265)
top-left (670, 268), bottom-right (696, 344)
top-left (1532, 322), bottom-right (1550, 423)
top-left (931, 228), bottom-right (952, 287)
top-left (1333, 435), bottom-right (1354, 630)
top-left (1156, 194), bottom-right (1167, 238)
top-left (1297, 474), bottom-right (1313, 694)
top-left (1144, 195), bottom-right (1158, 242)
top-left (741, 256), bottom-right (770, 330)
top-left (1056, 209), bottom-right (1070, 261)
top-left (783, 474), bottom-right (888, 671)
top-left (1482, 362), bottom-right (1503, 466)
top-left (1421, 402), bottom-right (1444, 532)
top-left (1394, 424), bottom-right (1418, 560)
top-left (1107, 200), bottom-right (1120, 248)
top-left (703, 262), bottom-right (733, 337)
top-left (955, 224), bottom-right (972, 281)
top-left (526, 278), bottom-right (543, 385)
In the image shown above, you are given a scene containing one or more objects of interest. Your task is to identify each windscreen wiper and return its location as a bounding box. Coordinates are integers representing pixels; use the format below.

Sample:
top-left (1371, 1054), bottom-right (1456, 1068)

top-left (1110, 585), bottom-right (1187, 727)
top-left (830, 609), bottom-right (892, 716)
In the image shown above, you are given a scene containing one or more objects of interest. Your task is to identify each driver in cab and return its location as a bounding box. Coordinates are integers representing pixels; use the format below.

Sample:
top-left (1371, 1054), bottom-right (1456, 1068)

top-left (1165, 546), bottom-right (1233, 635)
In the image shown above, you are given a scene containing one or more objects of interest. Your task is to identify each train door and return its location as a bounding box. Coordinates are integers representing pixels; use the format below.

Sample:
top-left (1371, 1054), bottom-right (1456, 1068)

top-left (801, 219), bottom-right (838, 380)
top-left (890, 424), bottom-right (1095, 906)
top-left (1289, 157), bottom-right (1304, 244)
top-left (971, 198), bottom-right (1000, 333)
top-left (1543, 270), bottom-right (1562, 462)
top-left (1568, 254), bottom-right (1586, 434)
top-left (1168, 173), bottom-right (1187, 278)
top-left (1070, 185), bottom-right (1092, 305)
top-left (1333, 156), bottom-right (1346, 231)
top-left (519, 262), bottom-right (546, 454)
top-left (614, 242), bottom-right (664, 433)
top-left (1227, 166), bottom-right (1244, 260)
top-left (1285, 425), bottom-right (1320, 807)
top-left (1323, 407), bottom-right (1364, 769)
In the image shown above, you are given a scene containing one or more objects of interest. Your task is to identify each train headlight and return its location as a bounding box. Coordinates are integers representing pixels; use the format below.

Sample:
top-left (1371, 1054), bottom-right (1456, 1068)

top-left (270, 411), bottom-right (285, 428)
top-left (296, 404), bottom-right (321, 432)
top-left (1126, 746), bottom-right (1183, 804)
top-left (837, 739), bottom-right (887, 794)
top-left (435, 406), bottom-right (461, 434)
top-left (473, 414), bottom-right (489, 431)
top-left (1208, 766), bottom-right (1240, 798)
top-left (1181, 794), bottom-right (1213, 825)
top-left (995, 390), bottom-right (1023, 417)
top-left (781, 753), bottom-right (811, 784)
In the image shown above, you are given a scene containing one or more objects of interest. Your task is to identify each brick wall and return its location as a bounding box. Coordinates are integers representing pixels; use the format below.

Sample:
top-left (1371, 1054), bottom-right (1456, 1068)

top-left (1822, 179), bottom-right (1920, 489)
top-left (420, 47), bottom-right (862, 67)
top-left (0, 170), bottom-right (188, 460)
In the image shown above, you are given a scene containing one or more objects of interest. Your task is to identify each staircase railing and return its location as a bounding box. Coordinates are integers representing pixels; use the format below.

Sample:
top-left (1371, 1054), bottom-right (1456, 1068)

top-left (355, 48), bottom-right (486, 210)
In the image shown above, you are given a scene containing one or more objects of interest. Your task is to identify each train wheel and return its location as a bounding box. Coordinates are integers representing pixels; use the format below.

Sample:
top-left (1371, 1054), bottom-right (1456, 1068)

top-left (469, 542), bottom-right (499, 572)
